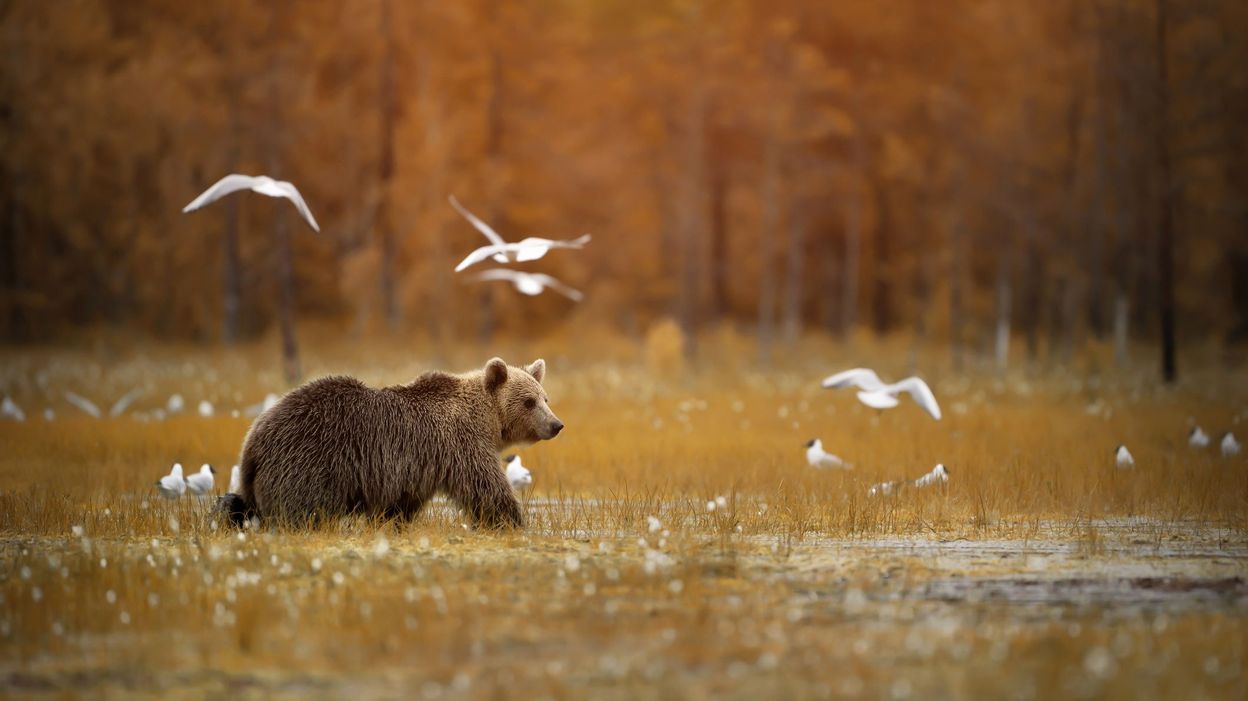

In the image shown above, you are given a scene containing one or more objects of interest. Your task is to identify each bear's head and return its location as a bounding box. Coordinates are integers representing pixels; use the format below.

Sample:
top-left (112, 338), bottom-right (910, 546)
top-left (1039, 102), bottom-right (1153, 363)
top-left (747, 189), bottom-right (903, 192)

top-left (483, 357), bottom-right (564, 448)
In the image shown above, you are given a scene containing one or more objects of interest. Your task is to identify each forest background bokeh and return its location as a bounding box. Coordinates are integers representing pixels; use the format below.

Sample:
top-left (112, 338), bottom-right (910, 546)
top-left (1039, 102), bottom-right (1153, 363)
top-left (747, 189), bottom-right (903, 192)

top-left (2, 0), bottom-right (1246, 381)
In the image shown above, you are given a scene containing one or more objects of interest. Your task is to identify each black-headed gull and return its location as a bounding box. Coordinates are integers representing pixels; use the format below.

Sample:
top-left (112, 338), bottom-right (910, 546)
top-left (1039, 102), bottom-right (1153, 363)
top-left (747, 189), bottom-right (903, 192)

top-left (820, 368), bottom-right (942, 420)
top-left (228, 465), bottom-right (242, 494)
top-left (183, 174), bottom-right (320, 232)
top-left (64, 391), bottom-right (101, 418)
top-left (1188, 426), bottom-right (1211, 448)
top-left (1222, 432), bottom-right (1241, 457)
top-left (449, 196), bottom-right (590, 272)
top-left (504, 455), bottom-right (533, 490)
top-left (155, 463), bottom-right (186, 499)
top-left (804, 439), bottom-right (851, 469)
top-left (469, 269), bottom-right (584, 301)
top-left (870, 464), bottom-right (949, 495)
top-left (1115, 445), bottom-right (1134, 468)
top-left (186, 464), bottom-right (215, 495)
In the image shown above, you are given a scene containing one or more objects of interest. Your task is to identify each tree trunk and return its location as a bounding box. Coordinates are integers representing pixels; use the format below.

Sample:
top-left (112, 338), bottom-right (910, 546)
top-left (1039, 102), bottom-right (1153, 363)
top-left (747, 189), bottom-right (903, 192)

top-left (1156, 0), bottom-right (1177, 383)
top-left (707, 158), bottom-right (728, 323)
top-left (781, 205), bottom-right (806, 346)
top-left (678, 86), bottom-right (706, 361)
top-left (841, 190), bottom-right (861, 338)
top-left (1114, 287), bottom-right (1130, 367)
top-left (756, 129), bottom-right (780, 364)
top-left (221, 126), bottom-right (242, 344)
top-left (478, 47), bottom-right (505, 345)
top-left (1021, 214), bottom-right (1042, 364)
top-left (949, 210), bottom-right (965, 373)
top-left (995, 254), bottom-right (1012, 373)
top-left (268, 3), bottom-right (300, 383)
top-left (377, 0), bottom-right (400, 331)
top-left (871, 178), bottom-right (892, 337)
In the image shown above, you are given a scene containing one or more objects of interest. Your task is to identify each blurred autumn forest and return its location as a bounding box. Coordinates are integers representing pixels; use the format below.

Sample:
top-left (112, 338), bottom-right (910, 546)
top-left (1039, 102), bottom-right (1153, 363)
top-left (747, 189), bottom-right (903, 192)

top-left (2, 0), bottom-right (1247, 382)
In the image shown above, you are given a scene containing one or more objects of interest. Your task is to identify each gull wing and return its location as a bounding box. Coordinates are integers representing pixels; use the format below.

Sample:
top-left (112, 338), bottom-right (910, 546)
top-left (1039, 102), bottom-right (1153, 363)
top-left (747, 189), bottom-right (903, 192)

top-left (531, 273), bottom-right (584, 302)
top-left (182, 174), bottom-right (262, 213)
top-left (856, 390), bottom-right (899, 410)
top-left (455, 243), bottom-right (514, 272)
top-left (822, 368), bottom-right (885, 391)
top-left (64, 391), bottom-right (101, 418)
top-left (272, 180), bottom-right (321, 232)
top-left (470, 268), bottom-right (521, 283)
top-left (109, 388), bottom-right (142, 417)
top-left (449, 196), bottom-right (507, 246)
top-left (890, 377), bottom-right (942, 420)
top-left (511, 234), bottom-right (592, 262)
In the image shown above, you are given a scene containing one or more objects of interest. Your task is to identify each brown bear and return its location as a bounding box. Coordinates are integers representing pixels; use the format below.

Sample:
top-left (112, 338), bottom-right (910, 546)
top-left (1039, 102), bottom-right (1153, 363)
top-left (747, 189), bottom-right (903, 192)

top-left (220, 357), bottom-right (562, 529)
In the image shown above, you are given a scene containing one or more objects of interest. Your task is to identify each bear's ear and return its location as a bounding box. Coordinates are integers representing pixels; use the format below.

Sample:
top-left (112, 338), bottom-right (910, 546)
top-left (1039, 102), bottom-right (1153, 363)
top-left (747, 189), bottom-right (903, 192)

top-left (525, 358), bottom-right (546, 384)
top-left (483, 357), bottom-right (508, 392)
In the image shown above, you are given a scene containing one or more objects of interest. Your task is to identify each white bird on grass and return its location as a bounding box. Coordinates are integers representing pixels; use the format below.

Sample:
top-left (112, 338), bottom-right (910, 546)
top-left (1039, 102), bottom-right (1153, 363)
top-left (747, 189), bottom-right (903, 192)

top-left (1, 396), bottom-right (24, 422)
top-left (167, 394), bottom-right (185, 414)
top-left (1115, 445), bottom-right (1134, 469)
top-left (183, 174), bottom-right (320, 232)
top-left (870, 464), bottom-right (950, 496)
top-left (820, 368), bottom-right (942, 420)
top-left (64, 391), bottom-right (101, 418)
top-left (449, 195), bottom-right (590, 272)
top-left (109, 389), bottom-right (142, 418)
top-left (804, 439), bottom-right (852, 469)
top-left (504, 455), bottom-right (533, 490)
top-left (1188, 426), bottom-right (1211, 448)
top-left (197, 400), bottom-right (214, 418)
top-left (242, 393), bottom-right (280, 418)
top-left (469, 269), bottom-right (584, 301)
top-left (155, 463), bottom-right (186, 499)
top-left (186, 464), bottom-right (216, 495)
top-left (228, 465), bottom-right (242, 494)
top-left (1222, 432), bottom-right (1242, 457)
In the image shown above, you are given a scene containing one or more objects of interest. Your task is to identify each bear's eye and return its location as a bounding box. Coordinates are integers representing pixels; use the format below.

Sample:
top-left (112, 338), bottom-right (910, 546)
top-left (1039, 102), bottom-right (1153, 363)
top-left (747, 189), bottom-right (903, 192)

top-left (524, 398), bottom-right (537, 409)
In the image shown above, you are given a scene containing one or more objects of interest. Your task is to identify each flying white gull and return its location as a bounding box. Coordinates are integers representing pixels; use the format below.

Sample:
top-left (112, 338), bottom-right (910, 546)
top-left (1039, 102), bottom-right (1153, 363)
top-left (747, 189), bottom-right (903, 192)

top-left (804, 439), bottom-right (852, 469)
top-left (109, 389), bottom-right (142, 418)
top-left (64, 391), bottom-right (101, 418)
top-left (186, 464), bottom-right (216, 495)
top-left (449, 195), bottom-right (590, 272)
top-left (228, 465), bottom-right (242, 494)
top-left (1, 396), bottom-right (24, 422)
top-left (155, 463), bottom-right (187, 500)
top-left (183, 174), bottom-right (320, 232)
top-left (469, 269), bottom-right (584, 302)
top-left (820, 368), bottom-right (942, 420)
top-left (503, 454), bottom-right (533, 491)
top-left (870, 464), bottom-right (950, 496)
top-left (1115, 444), bottom-right (1134, 469)
top-left (1222, 432), bottom-right (1242, 457)
top-left (1188, 426), bottom-right (1211, 448)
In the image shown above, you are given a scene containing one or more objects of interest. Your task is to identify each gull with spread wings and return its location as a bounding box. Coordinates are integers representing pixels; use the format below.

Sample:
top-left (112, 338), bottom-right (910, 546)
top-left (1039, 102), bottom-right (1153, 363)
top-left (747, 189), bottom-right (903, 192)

top-left (820, 367), bottom-right (942, 421)
top-left (449, 195), bottom-right (590, 272)
top-left (183, 174), bottom-right (320, 232)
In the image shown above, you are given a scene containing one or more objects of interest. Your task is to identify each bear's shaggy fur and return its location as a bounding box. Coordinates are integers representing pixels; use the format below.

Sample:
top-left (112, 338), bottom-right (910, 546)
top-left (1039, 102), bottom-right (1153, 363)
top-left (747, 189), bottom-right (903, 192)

top-left (221, 358), bottom-right (562, 529)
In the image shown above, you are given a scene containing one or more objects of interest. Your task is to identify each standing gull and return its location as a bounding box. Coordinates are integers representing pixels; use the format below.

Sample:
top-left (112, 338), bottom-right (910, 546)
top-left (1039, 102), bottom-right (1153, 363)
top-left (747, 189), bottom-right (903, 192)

top-left (183, 174), bottom-right (320, 232)
top-left (1188, 426), bottom-right (1211, 448)
top-left (804, 439), bottom-right (852, 469)
top-left (155, 463), bottom-right (187, 500)
top-left (469, 269), bottom-right (583, 301)
top-left (449, 195), bottom-right (590, 272)
top-left (820, 368), bottom-right (942, 420)
top-left (1222, 432), bottom-right (1242, 457)
top-left (503, 454), bottom-right (533, 491)
top-left (186, 464), bottom-right (216, 495)
top-left (1115, 445), bottom-right (1134, 469)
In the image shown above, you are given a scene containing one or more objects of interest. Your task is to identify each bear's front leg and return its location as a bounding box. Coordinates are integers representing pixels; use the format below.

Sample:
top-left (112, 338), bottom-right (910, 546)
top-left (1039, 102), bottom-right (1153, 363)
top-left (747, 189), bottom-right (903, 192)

top-left (447, 455), bottom-right (524, 529)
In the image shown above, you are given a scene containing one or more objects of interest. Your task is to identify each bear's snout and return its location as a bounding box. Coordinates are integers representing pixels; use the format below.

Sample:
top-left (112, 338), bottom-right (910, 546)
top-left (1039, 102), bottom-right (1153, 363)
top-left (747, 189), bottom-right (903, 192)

top-left (548, 420), bottom-right (564, 437)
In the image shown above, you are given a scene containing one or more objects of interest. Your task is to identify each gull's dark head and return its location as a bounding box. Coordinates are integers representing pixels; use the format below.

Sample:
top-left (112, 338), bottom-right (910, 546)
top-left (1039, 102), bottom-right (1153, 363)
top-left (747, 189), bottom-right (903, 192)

top-left (805, 439), bottom-right (817, 448)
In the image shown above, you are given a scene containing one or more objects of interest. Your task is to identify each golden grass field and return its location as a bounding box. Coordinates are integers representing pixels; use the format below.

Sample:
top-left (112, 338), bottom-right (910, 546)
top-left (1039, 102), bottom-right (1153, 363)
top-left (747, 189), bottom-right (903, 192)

top-left (1, 331), bottom-right (1246, 699)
